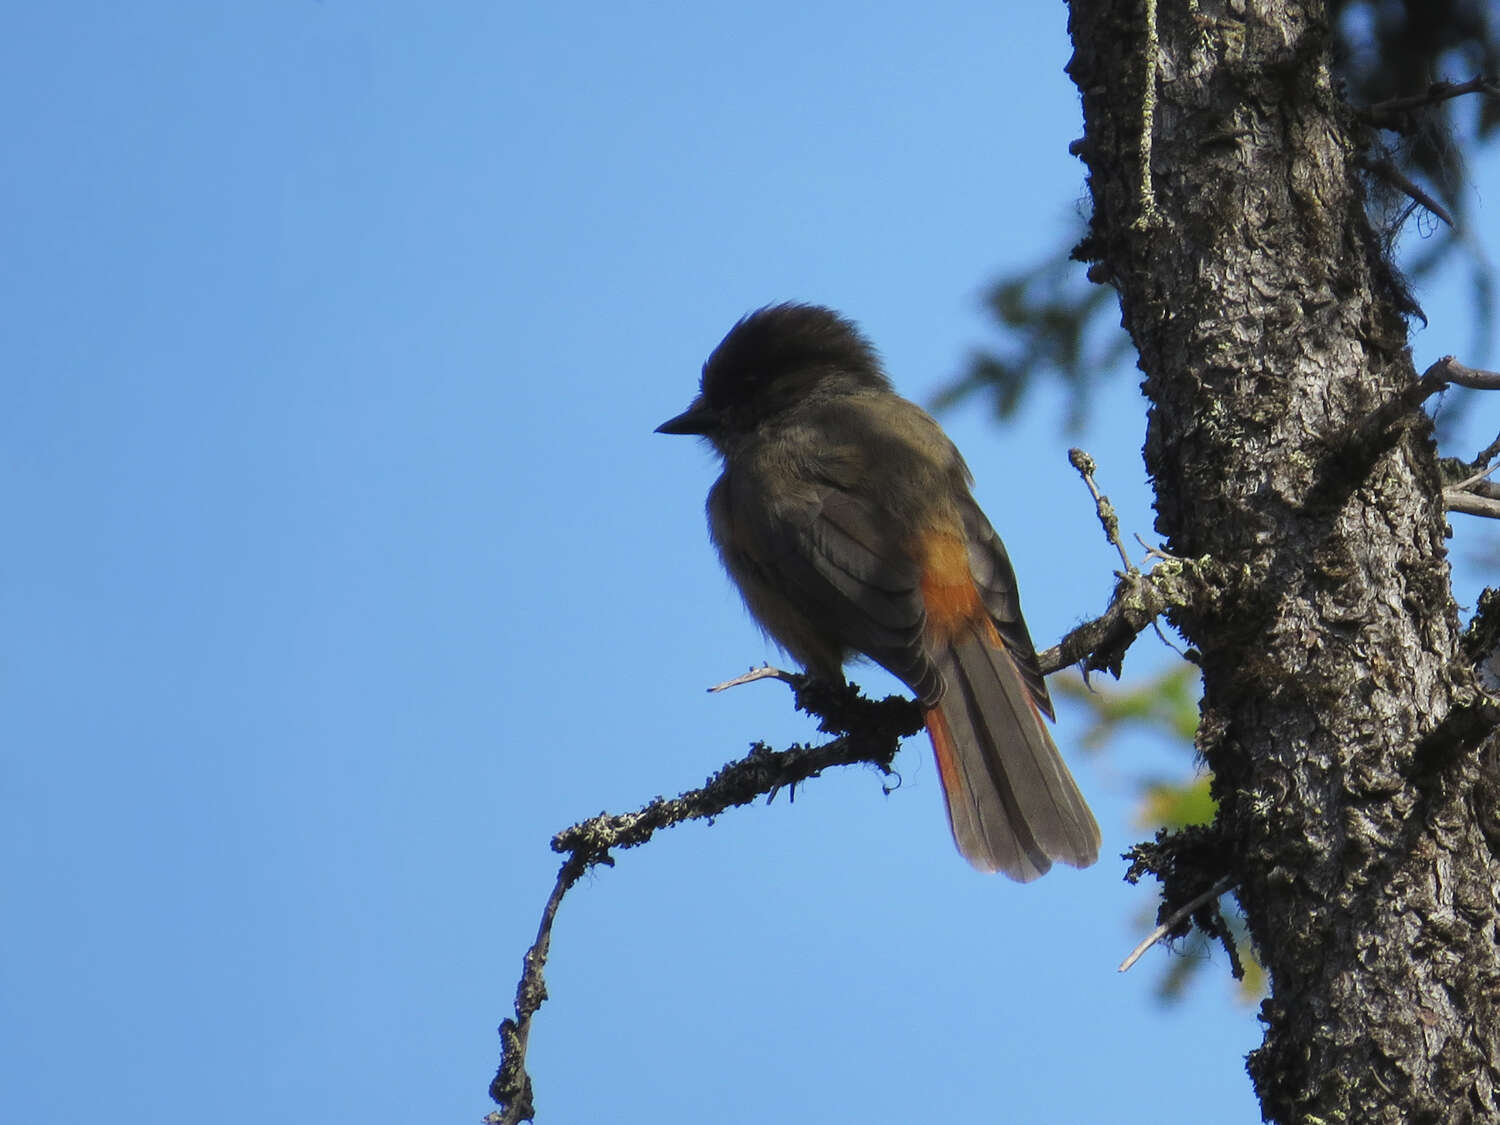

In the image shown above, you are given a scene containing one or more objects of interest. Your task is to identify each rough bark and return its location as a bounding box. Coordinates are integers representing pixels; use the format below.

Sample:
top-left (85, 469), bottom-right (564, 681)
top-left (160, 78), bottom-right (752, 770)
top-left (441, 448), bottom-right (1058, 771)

top-left (1065, 1), bottom-right (1500, 1121)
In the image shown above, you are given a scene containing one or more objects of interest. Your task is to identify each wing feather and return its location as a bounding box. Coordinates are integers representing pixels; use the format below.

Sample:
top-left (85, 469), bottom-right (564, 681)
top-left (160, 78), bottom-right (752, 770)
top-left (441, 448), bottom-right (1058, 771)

top-left (711, 471), bottom-right (940, 701)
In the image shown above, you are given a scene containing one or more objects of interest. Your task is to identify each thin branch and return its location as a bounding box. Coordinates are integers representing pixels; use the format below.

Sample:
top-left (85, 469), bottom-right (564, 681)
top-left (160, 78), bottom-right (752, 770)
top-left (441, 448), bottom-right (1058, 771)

top-left (1442, 436), bottom-right (1500, 520)
top-left (1433, 356), bottom-right (1500, 392)
top-left (1134, 532), bottom-right (1184, 564)
top-left (547, 700), bottom-right (919, 860)
top-left (1038, 572), bottom-right (1160, 677)
top-left (1407, 355), bottom-right (1500, 405)
top-left (1445, 491), bottom-right (1500, 520)
top-left (1356, 356), bottom-right (1500, 455)
top-left (1357, 154), bottom-right (1455, 228)
top-left (1069, 447), bottom-right (1137, 574)
top-left (1451, 461), bottom-right (1500, 493)
top-left (708, 665), bottom-right (797, 693)
top-left (1473, 432), bottom-right (1500, 470)
top-left (488, 679), bottom-right (922, 1122)
top-left (1149, 618), bottom-right (1188, 660)
top-left (1038, 554), bottom-right (1221, 678)
top-left (488, 853), bottom-right (587, 1125)
top-left (1118, 874), bottom-right (1238, 972)
top-left (1357, 75), bottom-right (1500, 130)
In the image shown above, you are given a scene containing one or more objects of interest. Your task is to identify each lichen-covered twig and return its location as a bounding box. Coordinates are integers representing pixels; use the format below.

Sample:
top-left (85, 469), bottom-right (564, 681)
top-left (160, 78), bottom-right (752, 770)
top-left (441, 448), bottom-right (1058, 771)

top-left (1131, 0), bottom-right (1162, 231)
top-left (487, 678), bottom-right (921, 1123)
top-left (1069, 447), bottom-right (1137, 574)
top-left (486, 451), bottom-right (1218, 1122)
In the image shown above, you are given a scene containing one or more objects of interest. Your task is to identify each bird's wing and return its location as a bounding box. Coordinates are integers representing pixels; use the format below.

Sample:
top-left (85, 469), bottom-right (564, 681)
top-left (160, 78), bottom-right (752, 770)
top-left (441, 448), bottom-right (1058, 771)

top-left (711, 472), bottom-right (941, 702)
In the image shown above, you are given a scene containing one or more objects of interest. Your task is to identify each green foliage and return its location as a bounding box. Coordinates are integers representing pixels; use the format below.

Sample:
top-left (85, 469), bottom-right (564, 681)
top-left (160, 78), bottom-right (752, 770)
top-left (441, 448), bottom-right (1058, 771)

top-left (940, 4), bottom-right (1500, 425)
top-left (932, 245), bottom-right (1134, 431)
top-left (1139, 775), bottom-right (1216, 831)
top-left (1058, 662), bottom-right (1266, 1003)
top-left (1054, 661), bottom-right (1200, 750)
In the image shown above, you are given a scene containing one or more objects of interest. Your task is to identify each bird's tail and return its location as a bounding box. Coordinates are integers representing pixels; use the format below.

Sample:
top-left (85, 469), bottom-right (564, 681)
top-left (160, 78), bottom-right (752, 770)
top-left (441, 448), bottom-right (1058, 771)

top-left (924, 628), bottom-right (1100, 880)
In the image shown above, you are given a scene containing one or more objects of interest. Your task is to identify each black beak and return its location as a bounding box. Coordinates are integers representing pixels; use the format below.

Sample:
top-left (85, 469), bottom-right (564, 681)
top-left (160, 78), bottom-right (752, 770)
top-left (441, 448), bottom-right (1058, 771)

top-left (655, 402), bottom-right (716, 436)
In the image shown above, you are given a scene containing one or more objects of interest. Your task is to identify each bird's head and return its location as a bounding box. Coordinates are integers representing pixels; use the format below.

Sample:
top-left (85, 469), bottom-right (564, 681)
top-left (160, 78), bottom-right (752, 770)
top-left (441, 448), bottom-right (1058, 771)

top-left (656, 303), bottom-right (890, 451)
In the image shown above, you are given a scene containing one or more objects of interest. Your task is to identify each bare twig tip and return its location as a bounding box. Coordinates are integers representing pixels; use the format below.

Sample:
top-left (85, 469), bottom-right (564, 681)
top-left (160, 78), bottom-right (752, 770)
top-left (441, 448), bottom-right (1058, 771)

top-left (708, 665), bottom-right (798, 693)
top-left (1069, 447), bottom-right (1137, 575)
top-left (1118, 875), bottom-right (1238, 972)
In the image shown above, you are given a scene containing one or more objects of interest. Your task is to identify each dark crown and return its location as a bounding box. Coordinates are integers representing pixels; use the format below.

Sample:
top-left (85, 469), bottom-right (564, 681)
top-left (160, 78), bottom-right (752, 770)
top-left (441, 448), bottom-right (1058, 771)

top-left (699, 303), bottom-right (890, 414)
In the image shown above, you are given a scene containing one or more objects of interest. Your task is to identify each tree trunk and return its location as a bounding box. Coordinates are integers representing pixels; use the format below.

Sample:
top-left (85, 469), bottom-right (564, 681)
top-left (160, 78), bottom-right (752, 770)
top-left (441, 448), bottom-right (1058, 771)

top-left (1065, 1), bottom-right (1500, 1120)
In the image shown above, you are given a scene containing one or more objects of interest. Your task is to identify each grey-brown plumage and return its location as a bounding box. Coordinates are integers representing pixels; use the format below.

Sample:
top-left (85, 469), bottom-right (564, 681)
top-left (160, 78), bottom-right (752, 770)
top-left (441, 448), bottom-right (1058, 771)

top-left (658, 304), bottom-right (1099, 878)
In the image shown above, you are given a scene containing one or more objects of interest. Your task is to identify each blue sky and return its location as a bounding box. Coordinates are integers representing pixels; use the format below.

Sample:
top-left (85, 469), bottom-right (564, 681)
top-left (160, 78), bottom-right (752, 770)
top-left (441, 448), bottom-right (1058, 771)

top-left (5, 3), bottom-right (1496, 1123)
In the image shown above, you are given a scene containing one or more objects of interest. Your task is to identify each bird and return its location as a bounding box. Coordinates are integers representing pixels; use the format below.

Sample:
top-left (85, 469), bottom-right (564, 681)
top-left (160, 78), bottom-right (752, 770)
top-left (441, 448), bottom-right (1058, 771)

top-left (657, 303), bottom-right (1099, 880)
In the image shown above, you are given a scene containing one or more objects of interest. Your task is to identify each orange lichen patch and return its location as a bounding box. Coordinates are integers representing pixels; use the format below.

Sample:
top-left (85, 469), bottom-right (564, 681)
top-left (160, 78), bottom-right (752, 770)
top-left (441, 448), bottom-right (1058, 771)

top-left (916, 529), bottom-right (1002, 647)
